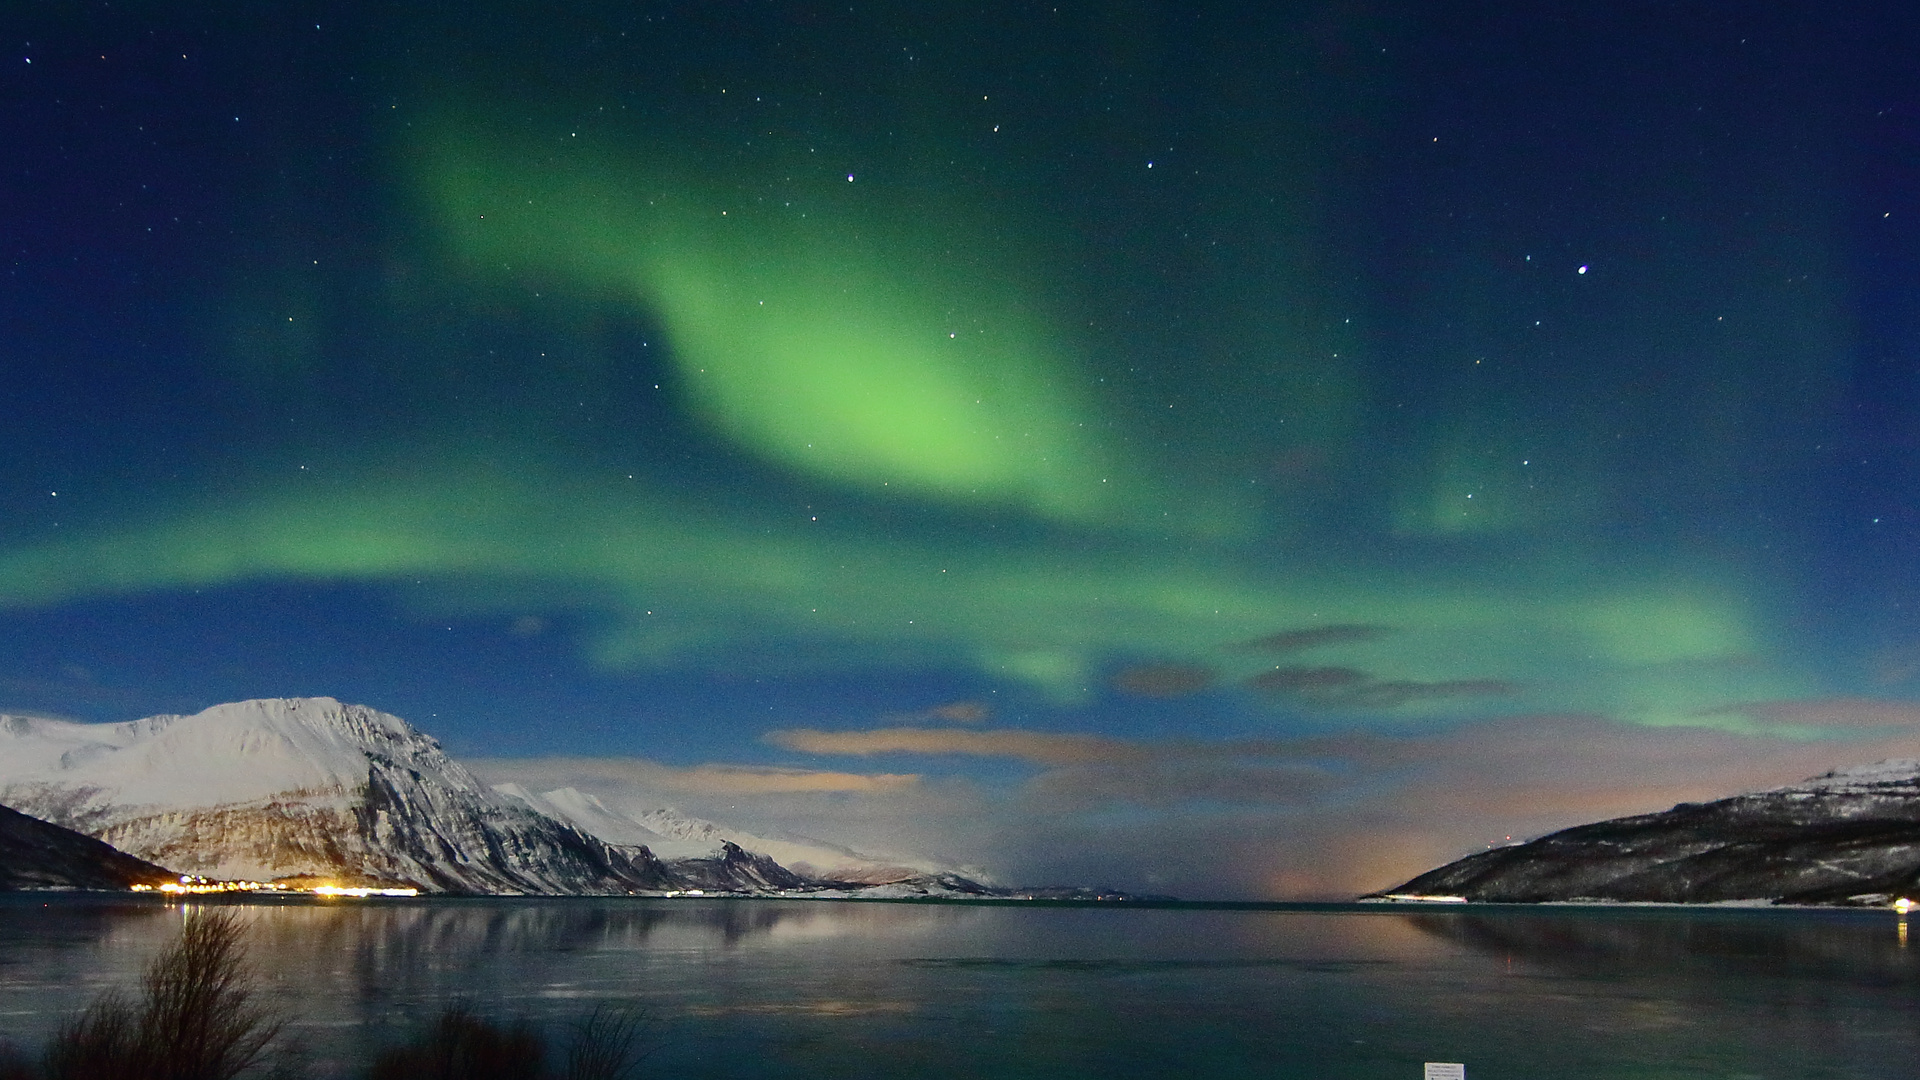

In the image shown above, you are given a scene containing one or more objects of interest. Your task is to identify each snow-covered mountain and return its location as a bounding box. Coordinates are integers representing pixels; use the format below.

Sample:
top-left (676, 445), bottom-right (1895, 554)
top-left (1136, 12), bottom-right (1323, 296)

top-left (1373, 758), bottom-right (1920, 905)
top-left (0, 699), bottom-right (678, 894)
top-left (0, 696), bottom-right (1110, 899)
top-left (494, 784), bottom-right (939, 884)
top-left (0, 697), bottom-right (1017, 898)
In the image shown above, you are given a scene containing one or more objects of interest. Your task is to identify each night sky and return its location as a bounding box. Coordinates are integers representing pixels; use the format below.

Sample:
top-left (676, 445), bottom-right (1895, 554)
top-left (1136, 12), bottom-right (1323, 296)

top-left (5, 1), bottom-right (1920, 898)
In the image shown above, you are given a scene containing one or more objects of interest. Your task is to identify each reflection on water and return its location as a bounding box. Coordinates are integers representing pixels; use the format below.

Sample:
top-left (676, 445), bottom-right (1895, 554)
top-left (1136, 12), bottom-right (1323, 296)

top-left (1408, 906), bottom-right (1918, 980)
top-left (2, 897), bottom-right (1918, 1079)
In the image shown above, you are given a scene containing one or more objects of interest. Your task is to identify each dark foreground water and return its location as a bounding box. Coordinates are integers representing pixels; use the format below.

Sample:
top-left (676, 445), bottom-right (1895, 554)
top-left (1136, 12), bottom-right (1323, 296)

top-left (1, 896), bottom-right (1917, 1079)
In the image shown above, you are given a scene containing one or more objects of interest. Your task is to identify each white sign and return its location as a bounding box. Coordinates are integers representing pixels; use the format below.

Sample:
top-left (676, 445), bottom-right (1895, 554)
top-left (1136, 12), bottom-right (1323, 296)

top-left (1424, 1064), bottom-right (1465, 1080)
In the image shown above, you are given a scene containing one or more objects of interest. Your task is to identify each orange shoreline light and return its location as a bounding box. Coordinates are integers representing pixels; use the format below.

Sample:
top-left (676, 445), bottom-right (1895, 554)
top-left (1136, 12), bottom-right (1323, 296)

top-left (131, 875), bottom-right (419, 898)
top-left (312, 884), bottom-right (421, 898)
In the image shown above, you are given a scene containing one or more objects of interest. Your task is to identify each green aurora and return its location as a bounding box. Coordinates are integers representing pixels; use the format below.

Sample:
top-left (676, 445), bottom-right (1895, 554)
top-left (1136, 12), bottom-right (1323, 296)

top-left (0, 82), bottom-right (1838, 732)
top-left (421, 126), bottom-right (1136, 530)
top-left (2, 0), bottom-right (1904, 898)
top-left (0, 441), bottom-right (1801, 725)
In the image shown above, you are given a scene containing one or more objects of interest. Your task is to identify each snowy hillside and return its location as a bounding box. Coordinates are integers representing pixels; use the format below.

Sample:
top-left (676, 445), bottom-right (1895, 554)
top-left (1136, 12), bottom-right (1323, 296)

top-left (0, 698), bottom-right (675, 893)
top-left (495, 784), bottom-right (941, 883)
top-left (1766, 759), bottom-right (1920, 796)
top-left (3, 698), bottom-right (459, 828)
top-left (492, 784), bottom-right (683, 850)
top-left (1376, 758), bottom-right (1920, 905)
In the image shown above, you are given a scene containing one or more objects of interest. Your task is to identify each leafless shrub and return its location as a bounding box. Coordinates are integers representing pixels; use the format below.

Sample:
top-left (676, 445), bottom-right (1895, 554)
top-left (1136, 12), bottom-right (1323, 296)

top-left (136, 910), bottom-right (286, 1079)
top-left (365, 1004), bottom-right (544, 1080)
top-left (367, 1002), bottom-right (654, 1080)
top-left (39, 908), bottom-right (291, 1080)
top-left (12, 916), bottom-right (661, 1080)
top-left (42, 992), bottom-right (138, 1078)
top-left (559, 1005), bottom-right (653, 1080)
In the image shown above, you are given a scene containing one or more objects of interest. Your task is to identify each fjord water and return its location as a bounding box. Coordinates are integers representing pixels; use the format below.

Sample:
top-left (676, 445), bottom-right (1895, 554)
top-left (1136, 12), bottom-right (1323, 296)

top-left (2, 898), bottom-right (1916, 1079)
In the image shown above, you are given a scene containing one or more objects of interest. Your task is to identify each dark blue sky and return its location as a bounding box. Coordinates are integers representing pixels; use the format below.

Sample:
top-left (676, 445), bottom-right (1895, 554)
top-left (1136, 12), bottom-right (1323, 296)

top-left (5, 0), bottom-right (1920, 897)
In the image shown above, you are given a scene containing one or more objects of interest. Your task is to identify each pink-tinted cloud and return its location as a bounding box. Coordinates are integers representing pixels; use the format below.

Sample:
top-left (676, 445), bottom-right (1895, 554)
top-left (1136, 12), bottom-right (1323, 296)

top-left (882, 700), bottom-right (993, 725)
top-left (765, 726), bottom-right (1156, 766)
top-left (928, 701), bottom-right (991, 723)
top-left (469, 755), bottom-right (920, 794)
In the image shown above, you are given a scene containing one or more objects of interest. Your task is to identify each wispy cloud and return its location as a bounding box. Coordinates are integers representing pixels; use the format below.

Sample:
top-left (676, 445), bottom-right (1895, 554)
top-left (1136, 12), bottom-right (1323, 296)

top-left (883, 700), bottom-right (993, 724)
top-left (1245, 665), bottom-right (1516, 708)
top-left (1244, 665), bottom-right (1368, 694)
top-left (468, 755), bottom-right (920, 795)
top-left (765, 727), bottom-right (1157, 766)
top-left (1110, 663), bottom-right (1217, 698)
top-left (1230, 624), bottom-right (1389, 654)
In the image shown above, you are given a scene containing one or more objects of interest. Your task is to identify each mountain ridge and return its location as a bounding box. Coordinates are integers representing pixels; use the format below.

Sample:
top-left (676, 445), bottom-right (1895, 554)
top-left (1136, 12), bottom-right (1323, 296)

top-left (2, 698), bottom-right (730, 893)
top-left (1374, 758), bottom-right (1920, 906)
top-left (491, 783), bottom-right (937, 883)
top-left (0, 697), bottom-right (1019, 898)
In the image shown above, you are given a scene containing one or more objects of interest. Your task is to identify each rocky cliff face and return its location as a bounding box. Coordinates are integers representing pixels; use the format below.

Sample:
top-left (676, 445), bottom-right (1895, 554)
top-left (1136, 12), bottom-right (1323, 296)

top-left (668, 841), bottom-right (811, 892)
top-left (1376, 760), bottom-right (1920, 905)
top-left (0, 803), bottom-right (177, 891)
top-left (0, 699), bottom-right (685, 893)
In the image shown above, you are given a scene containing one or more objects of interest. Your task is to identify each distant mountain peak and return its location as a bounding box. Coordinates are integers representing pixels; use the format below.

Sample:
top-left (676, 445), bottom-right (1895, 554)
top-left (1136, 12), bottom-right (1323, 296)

top-left (0, 697), bottom-right (672, 893)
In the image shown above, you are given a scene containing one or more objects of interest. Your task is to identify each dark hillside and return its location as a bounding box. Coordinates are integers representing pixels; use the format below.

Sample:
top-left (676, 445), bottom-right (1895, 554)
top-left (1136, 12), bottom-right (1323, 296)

top-left (1372, 764), bottom-right (1920, 905)
top-left (0, 802), bottom-right (176, 891)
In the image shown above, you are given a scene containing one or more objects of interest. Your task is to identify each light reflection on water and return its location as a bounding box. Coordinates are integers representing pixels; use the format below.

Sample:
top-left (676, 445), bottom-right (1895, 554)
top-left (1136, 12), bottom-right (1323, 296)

top-left (1, 896), bottom-right (1916, 1079)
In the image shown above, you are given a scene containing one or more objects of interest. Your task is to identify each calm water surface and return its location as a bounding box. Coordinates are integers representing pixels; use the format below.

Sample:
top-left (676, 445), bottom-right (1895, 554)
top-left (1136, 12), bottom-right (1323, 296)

top-left (0, 896), bottom-right (1915, 1079)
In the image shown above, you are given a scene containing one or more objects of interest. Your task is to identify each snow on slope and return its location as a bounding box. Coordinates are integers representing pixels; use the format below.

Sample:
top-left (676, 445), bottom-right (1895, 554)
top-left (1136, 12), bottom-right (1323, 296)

top-left (492, 785), bottom-right (689, 854)
top-left (1770, 759), bottom-right (1920, 795)
top-left (494, 785), bottom-right (940, 882)
top-left (0, 698), bottom-right (675, 894)
top-left (1, 698), bottom-right (442, 828)
top-left (0, 696), bottom-right (985, 895)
